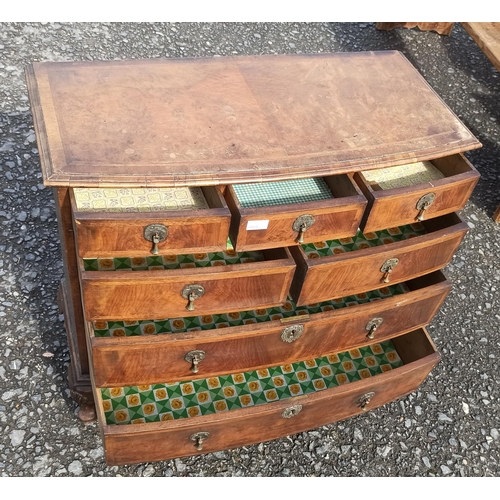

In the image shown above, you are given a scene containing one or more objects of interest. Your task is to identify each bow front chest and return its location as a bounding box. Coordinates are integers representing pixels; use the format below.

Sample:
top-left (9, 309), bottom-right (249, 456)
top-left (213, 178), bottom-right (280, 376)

top-left (26, 51), bottom-right (480, 466)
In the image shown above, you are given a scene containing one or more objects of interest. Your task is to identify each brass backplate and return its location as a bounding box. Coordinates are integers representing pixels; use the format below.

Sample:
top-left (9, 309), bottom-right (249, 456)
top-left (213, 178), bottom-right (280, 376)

top-left (366, 317), bottom-right (383, 331)
top-left (143, 223), bottom-right (168, 242)
top-left (181, 284), bottom-right (205, 300)
top-left (380, 258), bottom-right (399, 273)
top-left (292, 214), bottom-right (315, 232)
top-left (416, 192), bottom-right (436, 210)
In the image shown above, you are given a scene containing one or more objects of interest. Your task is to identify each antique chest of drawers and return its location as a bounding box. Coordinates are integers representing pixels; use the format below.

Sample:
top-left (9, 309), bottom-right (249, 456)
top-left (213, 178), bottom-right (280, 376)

top-left (26, 51), bottom-right (480, 466)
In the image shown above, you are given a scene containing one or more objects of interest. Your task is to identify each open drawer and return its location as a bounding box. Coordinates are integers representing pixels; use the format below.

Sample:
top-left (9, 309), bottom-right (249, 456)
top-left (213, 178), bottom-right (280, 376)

top-left (89, 272), bottom-right (451, 387)
top-left (71, 186), bottom-right (231, 257)
top-left (289, 213), bottom-right (468, 305)
top-left (224, 175), bottom-right (367, 251)
top-left (354, 153), bottom-right (480, 232)
top-left (80, 246), bottom-right (296, 321)
top-left (95, 328), bottom-right (440, 465)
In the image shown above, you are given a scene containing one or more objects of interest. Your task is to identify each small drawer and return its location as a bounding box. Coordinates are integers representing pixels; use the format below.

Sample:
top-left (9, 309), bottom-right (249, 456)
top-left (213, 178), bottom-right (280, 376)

top-left (71, 186), bottom-right (231, 257)
top-left (289, 213), bottom-right (468, 305)
top-left (224, 175), bottom-right (367, 251)
top-left (354, 154), bottom-right (480, 232)
top-left (80, 247), bottom-right (296, 321)
top-left (97, 328), bottom-right (440, 465)
top-left (89, 271), bottom-right (450, 387)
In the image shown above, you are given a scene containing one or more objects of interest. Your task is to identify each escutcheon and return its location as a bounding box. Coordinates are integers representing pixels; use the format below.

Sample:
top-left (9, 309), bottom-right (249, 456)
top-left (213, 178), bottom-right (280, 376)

top-left (280, 324), bottom-right (304, 343)
top-left (282, 404), bottom-right (303, 418)
top-left (358, 392), bottom-right (375, 411)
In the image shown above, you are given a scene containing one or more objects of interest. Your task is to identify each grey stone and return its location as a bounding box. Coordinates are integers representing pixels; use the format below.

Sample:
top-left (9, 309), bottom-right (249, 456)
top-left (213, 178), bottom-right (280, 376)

top-left (9, 430), bottom-right (25, 447)
top-left (68, 461), bottom-right (83, 475)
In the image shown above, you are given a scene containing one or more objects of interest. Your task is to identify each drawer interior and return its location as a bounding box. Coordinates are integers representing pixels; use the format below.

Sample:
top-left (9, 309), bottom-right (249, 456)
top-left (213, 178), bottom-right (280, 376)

top-left (230, 174), bottom-right (360, 208)
top-left (82, 240), bottom-right (266, 271)
top-left (72, 186), bottom-right (212, 212)
top-left (358, 155), bottom-right (473, 192)
top-left (100, 338), bottom-right (405, 425)
top-left (301, 221), bottom-right (428, 259)
top-left (92, 282), bottom-right (410, 337)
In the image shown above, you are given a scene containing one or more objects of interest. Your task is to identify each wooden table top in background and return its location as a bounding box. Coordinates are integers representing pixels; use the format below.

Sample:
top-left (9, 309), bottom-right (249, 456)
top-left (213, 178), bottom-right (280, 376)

top-left (25, 51), bottom-right (481, 187)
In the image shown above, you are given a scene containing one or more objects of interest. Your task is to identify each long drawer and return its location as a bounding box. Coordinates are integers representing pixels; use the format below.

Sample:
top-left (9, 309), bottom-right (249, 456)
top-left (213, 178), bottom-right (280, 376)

top-left (89, 272), bottom-right (450, 387)
top-left (95, 328), bottom-right (440, 466)
top-left (289, 213), bottom-right (468, 305)
top-left (80, 247), bottom-right (296, 321)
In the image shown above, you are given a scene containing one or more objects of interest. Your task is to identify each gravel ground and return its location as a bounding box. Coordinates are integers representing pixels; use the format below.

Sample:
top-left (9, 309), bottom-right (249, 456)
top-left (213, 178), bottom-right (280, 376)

top-left (0, 22), bottom-right (499, 478)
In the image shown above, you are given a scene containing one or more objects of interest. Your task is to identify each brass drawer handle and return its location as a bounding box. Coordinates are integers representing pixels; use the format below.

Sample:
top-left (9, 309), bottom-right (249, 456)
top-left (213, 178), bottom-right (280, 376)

top-left (292, 214), bottom-right (315, 244)
top-left (144, 223), bottom-right (168, 255)
top-left (184, 350), bottom-right (206, 373)
top-left (281, 324), bottom-right (304, 343)
top-left (181, 284), bottom-right (205, 311)
top-left (380, 258), bottom-right (399, 283)
top-left (366, 317), bottom-right (383, 340)
top-left (282, 404), bottom-right (303, 418)
top-left (415, 192), bottom-right (436, 222)
top-left (358, 392), bottom-right (375, 411)
top-left (190, 431), bottom-right (210, 451)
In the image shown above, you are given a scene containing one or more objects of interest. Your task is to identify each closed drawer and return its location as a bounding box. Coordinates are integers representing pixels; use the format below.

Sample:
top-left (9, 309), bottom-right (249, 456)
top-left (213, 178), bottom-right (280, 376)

top-left (90, 271), bottom-right (450, 387)
top-left (224, 175), bottom-right (367, 251)
top-left (354, 154), bottom-right (479, 232)
top-left (97, 328), bottom-right (440, 465)
top-left (80, 247), bottom-right (296, 321)
top-left (289, 213), bottom-right (468, 305)
top-left (71, 186), bottom-right (231, 257)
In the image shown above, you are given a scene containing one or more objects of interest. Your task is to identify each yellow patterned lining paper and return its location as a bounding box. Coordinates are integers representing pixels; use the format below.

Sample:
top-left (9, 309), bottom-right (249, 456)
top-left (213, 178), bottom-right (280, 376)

top-left (73, 187), bottom-right (210, 212)
top-left (362, 161), bottom-right (445, 190)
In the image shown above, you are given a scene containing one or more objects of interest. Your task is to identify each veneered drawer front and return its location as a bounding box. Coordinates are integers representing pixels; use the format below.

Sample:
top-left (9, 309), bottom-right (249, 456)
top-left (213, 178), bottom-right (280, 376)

top-left (290, 213), bottom-right (468, 305)
top-left (225, 175), bottom-right (367, 251)
top-left (354, 154), bottom-right (479, 233)
top-left (100, 328), bottom-right (440, 466)
top-left (91, 272), bottom-right (451, 387)
top-left (71, 187), bottom-right (231, 257)
top-left (81, 249), bottom-right (296, 321)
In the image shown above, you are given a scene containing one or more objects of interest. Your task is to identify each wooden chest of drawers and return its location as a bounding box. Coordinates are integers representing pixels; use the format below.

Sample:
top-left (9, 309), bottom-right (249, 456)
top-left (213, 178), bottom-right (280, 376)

top-left (26, 51), bottom-right (480, 466)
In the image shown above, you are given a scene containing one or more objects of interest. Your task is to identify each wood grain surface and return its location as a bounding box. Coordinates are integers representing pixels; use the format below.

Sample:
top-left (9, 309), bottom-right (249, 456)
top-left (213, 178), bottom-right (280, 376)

top-left (100, 328), bottom-right (440, 465)
top-left (25, 52), bottom-right (480, 187)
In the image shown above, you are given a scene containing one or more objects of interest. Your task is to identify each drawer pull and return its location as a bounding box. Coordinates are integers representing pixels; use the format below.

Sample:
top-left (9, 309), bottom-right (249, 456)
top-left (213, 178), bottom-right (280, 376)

top-left (380, 258), bottom-right (399, 283)
top-left (182, 284), bottom-right (205, 311)
top-left (292, 214), bottom-right (315, 244)
top-left (184, 350), bottom-right (206, 373)
top-left (190, 431), bottom-right (210, 451)
top-left (415, 192), bottom-right (436, 221)
top-left (144, 223), bottom-right (168, 255)
top-left (282, 404), bottom-right (303, 418)
top-left (281, 324), bottom-right (304, 343)
top-left (358, 392), bottom-right (375, 411)
top-left (366, 317), bottom-right (383, 340)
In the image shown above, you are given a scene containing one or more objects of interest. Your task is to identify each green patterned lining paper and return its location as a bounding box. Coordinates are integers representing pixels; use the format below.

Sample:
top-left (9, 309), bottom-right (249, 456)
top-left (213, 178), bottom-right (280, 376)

top-left (83, 246), bottom-right (265, 271)
top-left (73, 187), bottom-right (210, 212)
top-left (101, 340), bottom-right (403, 425)
top-left (362, 161), bottom-right (445, 190)
top-left (232, 178), bottom-right (333, 208)
top-left (301, 222), bottom-right (427, 259)
top-left (93, 283), bottom-right (409, 337)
